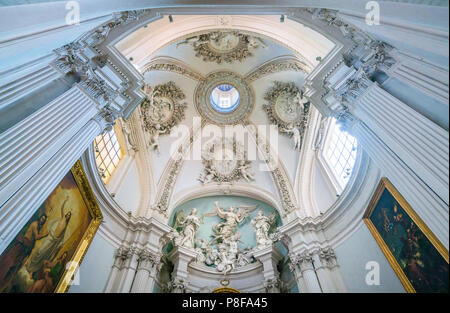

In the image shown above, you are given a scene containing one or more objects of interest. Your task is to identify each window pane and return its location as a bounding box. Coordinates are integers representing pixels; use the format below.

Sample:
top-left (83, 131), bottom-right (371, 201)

top-left (94, 128), bottom-right (123, 183)
top-left (322, 118), bottom-right (358, 189)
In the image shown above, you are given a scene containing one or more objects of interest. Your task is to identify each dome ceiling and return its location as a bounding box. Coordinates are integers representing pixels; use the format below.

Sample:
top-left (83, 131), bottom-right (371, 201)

top-left (113, 15), bottom-right (336, 220)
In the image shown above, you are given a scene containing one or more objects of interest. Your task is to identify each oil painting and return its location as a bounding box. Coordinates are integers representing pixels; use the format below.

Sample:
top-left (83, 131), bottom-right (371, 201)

top-left (0, 160), bottom-right (102, 293)
top-left (364, 178), bottom-right (449, 293)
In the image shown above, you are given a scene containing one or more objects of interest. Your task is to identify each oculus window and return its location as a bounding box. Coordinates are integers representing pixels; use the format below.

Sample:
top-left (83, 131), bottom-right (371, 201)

top-left (209, 84), bottom-right (240, 113)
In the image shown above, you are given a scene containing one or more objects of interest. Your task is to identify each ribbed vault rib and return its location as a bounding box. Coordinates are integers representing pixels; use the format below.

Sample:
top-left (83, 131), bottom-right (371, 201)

top-left (141, 56), bottom-right (205, 81)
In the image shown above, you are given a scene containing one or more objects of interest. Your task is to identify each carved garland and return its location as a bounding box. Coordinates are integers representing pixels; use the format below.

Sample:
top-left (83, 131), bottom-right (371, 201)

top-left (199, 138), bottom-right (254, 184)
top-left (245, 59), bottom-right (309, 83)
top-left (143, 62), bottom-right (204, 81)
top-left (263, 81), bottom-right (310, 150)
top-left (180, 31), bottom-right (265, 64)
top-left (140, 81), bottom-right (187, 135)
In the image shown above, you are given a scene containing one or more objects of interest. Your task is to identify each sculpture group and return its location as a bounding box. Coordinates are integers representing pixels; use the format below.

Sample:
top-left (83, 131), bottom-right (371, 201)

top-left (170, 201), bottom-right (278, 274)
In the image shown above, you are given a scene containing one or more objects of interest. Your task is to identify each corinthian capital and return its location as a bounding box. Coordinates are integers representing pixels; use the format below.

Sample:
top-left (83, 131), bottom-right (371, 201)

top-left (114, 246), bottom-right (133, 262)
top-left (92, 106), bottom-right (119, 133)
top-left (289, 251), bottom-right (315, 272)
top-left (137, 249), bottom-right (162, 271)
top-left (318, 247), bottom-right (338, 268)
top-left (264, 278), bottom-right (281, 293)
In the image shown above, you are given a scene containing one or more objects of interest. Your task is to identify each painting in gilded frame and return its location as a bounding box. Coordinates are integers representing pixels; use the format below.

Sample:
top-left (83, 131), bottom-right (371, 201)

top-left (0, 160), bottom-right (102, 293)
top-left (364, 178), bottom-right (448, 293)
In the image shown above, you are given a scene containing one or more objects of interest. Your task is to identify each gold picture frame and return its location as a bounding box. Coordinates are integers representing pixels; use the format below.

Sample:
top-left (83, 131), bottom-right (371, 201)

top-left (363, 177), bottom-right (448, 293)
top-left (0, 160), bottom-right (102, 293)
top-left (56, 160), bottom-right (103, 293)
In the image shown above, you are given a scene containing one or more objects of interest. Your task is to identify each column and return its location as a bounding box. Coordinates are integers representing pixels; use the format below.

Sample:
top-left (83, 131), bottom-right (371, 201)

top-left (130, 249), bottom-right (161, 293)
top-left (253, 245), bottom-right (284, 293)
top-left (290, 252), bottom-right (322, 293)
top-left (352, 83), bottom-right (449, 205)
top-left (386, 51), bottom-right (448, 105)
top-left (103, 247), bottom-right (132, 293)
top-left (312, 248), bottom-right (347, 293)
top-left (115, 248), bottom-right (140, 293)
top-left (352, 120), bottom-right (448, 248)
top-left (0, 105), bottom-right (114, 254)
top-left (0, 59), bottom-right (62, 110)
top-left (0, 85), bottom-right (98, 208)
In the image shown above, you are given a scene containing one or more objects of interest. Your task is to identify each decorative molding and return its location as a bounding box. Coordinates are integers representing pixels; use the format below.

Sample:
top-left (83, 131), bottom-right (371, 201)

top-left (142, 57), bottom-right (205, 81)
top-left (194, 71), bottom-right (254, 125)
top-left (154, 153), bottom-right (185, 214)
top-left (245, 124), bottom-right (298, 215)
top-left (245, 56), bottom-right (310, 82)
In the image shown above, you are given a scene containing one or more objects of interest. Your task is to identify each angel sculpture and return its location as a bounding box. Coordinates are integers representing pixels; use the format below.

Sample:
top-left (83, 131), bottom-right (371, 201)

top-left (172, 208), bottom-right (202, 249)
top-left (281, 124), bottom-right (302, 150)
top-left (202, 201), bottom-right (258, 244)
top-left (293, 91), bottom-right (309, 113)
top-left (237, 161), bottom-right (254, 182)
top-left (149, 123), bottom-right (167, 155)
top-left (142, 83), bottom-right (152, 96)
top-left (251, 210), bottom-right (277, 250)
top-left (215, 243), bottom-right (235, 275)
top-left (236, 245), bottom-right (254, 267)
top-left (194, 238), bottom-right (209, 264)
top-left (176, 35), bottom-right (201, 48)
top-left (248, 36), bottom-right (268, 50)
top-left (197, 166), bottom-right (218, 184)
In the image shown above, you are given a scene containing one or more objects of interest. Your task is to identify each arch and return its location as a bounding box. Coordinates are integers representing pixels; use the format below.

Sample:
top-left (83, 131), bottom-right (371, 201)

top-left (114, 14), bottom-right (335, 73)
top-left (167, 183), bottom-right (284, 223)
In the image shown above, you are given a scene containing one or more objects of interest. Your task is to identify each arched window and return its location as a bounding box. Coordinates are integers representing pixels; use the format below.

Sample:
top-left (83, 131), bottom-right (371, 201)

top-left (94, 127), bottom-right (123, 183)
top-left (321, 118), bottom-right (358, 191)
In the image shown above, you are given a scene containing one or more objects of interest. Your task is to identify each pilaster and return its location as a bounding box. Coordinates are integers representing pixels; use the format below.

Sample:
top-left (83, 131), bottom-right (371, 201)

top-left (167, 246), bottom-right (197, 293)
top-left (253, 245), bottom-right (284, 292)
top-left (352, 83), bottom-right (449, 205)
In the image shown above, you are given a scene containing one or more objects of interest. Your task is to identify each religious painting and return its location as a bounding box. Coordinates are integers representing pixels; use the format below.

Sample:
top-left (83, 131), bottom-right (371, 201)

top-left (0, 160), bottom-right (102, 293)
top-left (363, 178), bottom-right (448, 293)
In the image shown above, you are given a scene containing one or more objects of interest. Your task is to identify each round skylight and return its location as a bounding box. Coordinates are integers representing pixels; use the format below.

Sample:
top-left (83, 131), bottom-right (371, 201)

top-left (209, 84), bottom-right (240, 113)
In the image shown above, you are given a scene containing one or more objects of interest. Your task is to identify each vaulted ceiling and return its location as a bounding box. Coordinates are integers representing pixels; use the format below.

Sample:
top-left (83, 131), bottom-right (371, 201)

top-left (109, 15), bottom-right (337, 221)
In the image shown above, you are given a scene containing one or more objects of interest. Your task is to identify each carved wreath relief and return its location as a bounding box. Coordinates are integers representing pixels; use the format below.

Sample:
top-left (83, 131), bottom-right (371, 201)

top-left (140, 81), bottom-right (187, 154)
top-left (177, 31), bottom-right (267, 64)
top-left (263, 81), bottom-right (310, 150)
top-left (198, 138), bottom-right (254, 184)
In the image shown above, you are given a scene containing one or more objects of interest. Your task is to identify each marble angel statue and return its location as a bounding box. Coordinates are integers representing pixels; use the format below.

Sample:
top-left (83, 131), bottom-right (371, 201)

top-left (202, 201), bottom-right (258, 243)
top-left (237, 161), bottom-right (254, 182)
top-left (197, 165), bottom-right (218, 184)
top-left (172, 208), bottom-right (202, 249)
top-left (247, 36), bottom-right (268, 50)
top-left (148, 123), bottom-right (167, 155)
top-left (293, 91), bottom-right (309, 112)
top-left (280, 124), bottom-right (302, 150)
top-left (251, 210), bottom-right (277, 250)
top-left (215, 243), bottom-right (235, 275)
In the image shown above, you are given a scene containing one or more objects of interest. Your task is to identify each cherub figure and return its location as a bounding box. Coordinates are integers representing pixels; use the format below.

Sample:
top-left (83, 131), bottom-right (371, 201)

top-left (149, 123), bottom-right (167, 155)
top-left (238, 161), bottom-right (254, 182)
top-left (281, 124), bottom-right (302, 150)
